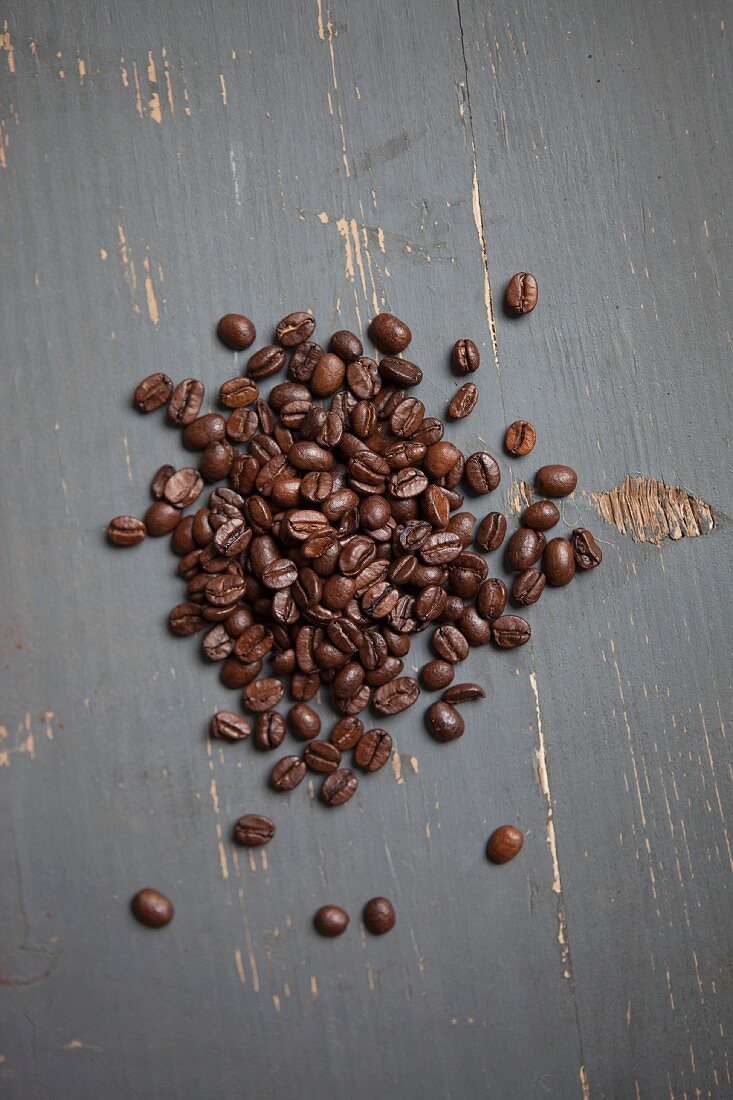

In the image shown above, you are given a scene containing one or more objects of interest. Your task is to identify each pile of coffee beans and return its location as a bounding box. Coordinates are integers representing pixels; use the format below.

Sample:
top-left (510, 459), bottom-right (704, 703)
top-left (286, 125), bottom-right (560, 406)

top-left (112, 296), bottom-right (602, 924)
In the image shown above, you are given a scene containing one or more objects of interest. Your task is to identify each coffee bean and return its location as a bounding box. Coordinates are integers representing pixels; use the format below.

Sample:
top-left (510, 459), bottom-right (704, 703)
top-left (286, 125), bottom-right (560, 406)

top-left (572, 528), bottom-right (603, 570)
top-left (270, 755), bottom-right (306, 791)
top-left (372, 677), bottom-right (419, 715)
top-left (368, 313), bottom-right (411, 354)
top-left (321, 768), bottom-right (358, 806)
top-left (243, 677), bottom-right (284, 712)
top-left (512, 569), bottom-right (546, 606)
top-left (486, 824), bottom-right (524, 863)
top-left (431, 624), bottom-right (469, 663)
top-left (452, 338), bottom-right (480, 374)
top-left (420, 531), bottom-right (463, 564)
top-left (457, 606), bottom-right (491, 646)
top-left (441, 683), bottom-right (485, 703)
top-left (211, 710), bottom-right (251, 741)
top-left (543, 537), bottom-right (576, 586)
top-left (134, 372), bottom-right (173, 412)
top-left (234, 813), bottom-right (276, 846)
top-left (289, 703), bottom-right (321, 740)
top-left (182, 413), bottom-right (226, 451)
top-left (490, 615), bottom-right (531, 649)
top-left (168, 378), bottom-right (205, 425)
top-left (108, 515), bottom-right (147, 546)
top-left (247, 345), bottom-right (287, 380)
top-left (314, 905), bottom-right (350, 936)
top-left (447, 511), bottom-right (476, 545)
top-left (163, 468), bottom-right (204, 509)
top-left (504, 420), bottom-right (536, 456)
top-left (331, 716), bottom-right (364, 750)
top-left (505, 527), bottom-right (546, 571)
top-left (506, 272), bottom-right (538, 315)
top-left (288, 441), bottom-right (334, 471)
top-left (227, 407), bottom-right (259, 443)
top-left (311, 353), bottom-right (345, 397)
top-left (475, 512), bottom-right (507, 552)
top-left (275, 311), bottom-right (315, 348)
top-left (390, 397), bottom-right (425, 438)
top-left (169, 602), bottom-right (205, 636)
top-left (379, 357), bottom-right (423, 387)
top-left (254, 711), bottom-right (286, 750)
top-left (219, 377), bottom-right (258, 409)
top-left (304, 740), bottom-right (342, 773)
top-left (448, 383), bottom-right (478, 420)
top-left (221, 657), bottom-right (261, 689)
top-left (330, 330), bottom-right (363, 362)
top-left (355, 728), bottom-right (393, 772)
top-left (420, 659), bottom-right (455, 691)
top-left (131, 888), bottom-right (174, 928)
top-left (464, 451), bottom-right (501, 494)
top-left (522, 500), bottom-right (560, 531)
top-left (425, 700), bottom-right (465, 741)
top-left (217, 313), bottom-right (256, 350)
top-left (289, 341), bottom-right (324, 382)
top-left (202, 624), bottom-right (234, 661)
top-left (145, 501), bottom-right (181, 536)
top-left (535, 464), bottom-right (577, 497)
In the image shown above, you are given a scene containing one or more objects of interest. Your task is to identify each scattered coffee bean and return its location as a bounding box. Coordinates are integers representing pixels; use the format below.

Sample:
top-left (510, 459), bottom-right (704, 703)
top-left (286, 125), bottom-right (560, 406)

top-left (572, 528), bottom-right (603, 570)
top-left (543, 537), bottom-right (576, 586)
top-left (134, 372), bottom-right (173, 413)
top-left (304, 740), bottom-right (342, 773)
top-left (420, 659), bottom-right (455, 691)
top-left (476, 577), bottom-right (508, 620)
top-left (379, 357), bottom-right (422, 387)
top-left (506, 272), bottom-right (538, 315)
top-left (217, 313), bottom-right (256, 350)
top-left (234, 813), bottom-right (276, 846)
top-left (368, 313), bottom-right (411, 354)
top-left (321, 768), bottom-right (358, 806)
top-left (131, 888), bottom-right (174, 928)
top-left (363, 896), bottom-right (395, 934)
top-left (486, 824), bottom-right (524, 863)
top-left (330, 330), bottom-right (363, 362)
top-left (254, 711), bottom-right (287, 750)
top-left (425, 701), bottom-right (465, 741)
top-left (512, 569), bottom-right (546, 606)
top-left (432, 624), bottom-right (469, 663)
top-left (464, 452), bottom-right (501, 494)
top-left (452, 338), bottom-right (480, 374)
top-left (211, 711), bottom-right (251, 741)
top-left (475, 512), bottom-right (507, 552)
top-left (314, 905), bottom-right (350, 937)
top-left (504, 420), bottom-right (536, 456)
top-left (289, 703), bottom-right (321, 740)
top-left (355, 728), bottom-right (393, 772)
top-left (457, 606), bottom-right (491, 646)
top-left (145, 501), bottom-right (181, 537)
top-left (535, 464), bottom-right (577, 497)
top-left (505, 527), bottom-right (546, 571)
top-left (441, 682), bottom-right (485, 704)
top-left (169, 379), bottom-right (205, 425)
top-left (331, 716), bottom-right (364, 750)
top-left (522, 500), bottom-right (560, 531)
top-left (163, 468), bottom-right (204, 509)
top-left (247, 345), bottom-right (287, 380)
top-left (108, 515), bottom-right (147, 546)
top-left (270, 755), bottom-right (306, 791)
top-left (182, 413), bottom-right (226, 451)
top-left (219, 377), bottom-right (258, 409)
top-left (491, 615), bottom-right (531, 649)
top-left (275, 311), bottom-right (315, 347)
top-left (448, 383), bottom-right (478, 420)
top-left (372, 677), bottom-right (419, 715)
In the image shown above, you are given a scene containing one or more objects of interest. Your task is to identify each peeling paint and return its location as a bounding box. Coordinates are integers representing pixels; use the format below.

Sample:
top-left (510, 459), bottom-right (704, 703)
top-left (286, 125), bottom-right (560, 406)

top-left (592, 475), bottom-right (716, 544)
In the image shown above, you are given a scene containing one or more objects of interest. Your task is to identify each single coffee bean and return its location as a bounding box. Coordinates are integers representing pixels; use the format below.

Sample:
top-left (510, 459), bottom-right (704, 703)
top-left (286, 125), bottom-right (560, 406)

top-left (202, 624), bottom-right (234, 660)
top-left (321, 768), bottom-right (358, 806)
top-left (134, 372), bottom-right (173, 412)
top-left (363, 896), bottom-right (395, 935)
top-left (464, 451), bottom-right (501, 494)
top-left (131, 888), bottom-right (174, 928)
top-left (506, 272), bottom-right (538, 314)
top-left (220, 657), bottom-right (261, 689)
top-left (289, 340), bottom-right (324, 382)
top-left (311, 353), bottom-right (346, 397)
top-left (226, 407), bottom-right (258, 443)
top-left (447, 511), bottom-right (476, 545)
top-left (452, 338), bottom-right (480, 374)
top-left (491, 615), bottom-right (531, 649)
top-left (457, 606), bottom-right (491, 646)
top-left (270, 755), bottom-right (306, 791)
top-left (476, 578), bottom-right (508, 620)
top-left (169, 601), bottom-right (204, 636)
top-left (164, 468), bottom-right (205, 509)
top-left (182, 413), bottom-right (226, 451)
top-left (535, 464), bottom-right (577, 497)
top-left (331, 716), bottom-right (364, 750)
top-left (543, 537), bottom-right (576, 586)
top-left (512, 568), bottom-right (546, 606)
top-left (390, 397), bottom-right (425, 439)
top-left (151, 464), bottom-right (176, 500)
top-left (432, 624), bottom-right (469, 663)
top-left (522, 499), bottom-right (561, 531)
top-left (330, 329), bottom-right (363, 362)
top-left (275, 311), bottom-right (315, 348)
top-left (242, 677), bottom-right (284, 712)
top-left (425, 700), bottom-right (465, 742)
top-left (505, 527), bottom-right (546, 571)
top-left (420, 531), bottom-right (463, 564)
top-left (314, 905), bottom-right (350, 937)
top-left (475, 512), bottom-right (507, 552)
top-left (572, 528), bottom-right (603, 570)
top-left (368, 313), bottom-right (411, 354)
top-left (247, 345), bottom-right (287, 380)
top-left (420, 659), bottom-right (455, 691)
top-left (145, 501), bottom-right (181, 536)
top-left (108, 515), bottom-right (147, 546)
top-left (304, 740), bottom-right (342, 773)
top-left (200, 440), bottom-right (234, 482)
top-left (219, 376), bottom-right (258, 409)
top-left (288, 441), bottom-right (334, 471)
top-left (168, 378), bottom-right (205, 425)
top-left (210, 711), bottom-right (251, 741)
top-left (486, 824), bottom-right (524, 863)
top-left (234, 813), bottom-right (276, 846)
top-left (171, 516), bottom-right (197, 556)
top-left (504, 420), bottom-right (536, 456)
top-left (289, 703), bottom-right (321, 740)
top-left (448, 383), bottom-right (478, 420)
top-left (217, 313), bottom-right (256, 350)
top-left (254, 711), bottom-right (286, 750)
top-left (379, 357), bottom-right (423, 387)
top-left (372, 677), bottom-right (419, 715)
top-left (441, 682), bottom-right (485, 703)
top-left (355, 728), bottom-right (393, 773)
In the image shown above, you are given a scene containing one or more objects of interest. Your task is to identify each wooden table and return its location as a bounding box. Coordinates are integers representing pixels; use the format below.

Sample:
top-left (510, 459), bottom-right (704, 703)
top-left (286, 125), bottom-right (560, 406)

top-left (2, 2), bottom-right (731, 1096)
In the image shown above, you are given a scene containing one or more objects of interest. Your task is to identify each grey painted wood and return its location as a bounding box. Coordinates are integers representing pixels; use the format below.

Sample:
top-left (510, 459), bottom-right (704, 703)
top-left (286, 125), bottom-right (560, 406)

top-left (0, 1), bottom-right (730, 1098)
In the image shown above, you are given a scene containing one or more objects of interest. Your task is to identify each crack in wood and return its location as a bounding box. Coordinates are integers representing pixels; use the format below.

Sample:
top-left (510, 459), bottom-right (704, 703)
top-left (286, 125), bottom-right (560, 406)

top-left (592, 475), bottom-right (716, 544)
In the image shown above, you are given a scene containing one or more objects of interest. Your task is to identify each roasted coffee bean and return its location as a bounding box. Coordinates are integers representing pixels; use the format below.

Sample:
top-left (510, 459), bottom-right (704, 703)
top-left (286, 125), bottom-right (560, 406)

top-left (182, 413), bottom-right (226, 451)
top-left (145, 502), bottom-right (181, 536)
top-left (412, 417), bottom-right (444, 447)
top-left (535, 464), bottom-right (577, 497)
top-left (260, 558), bottom-right (298, 591)
top-left (543, 537), bottom-right (576, 586)
top-left (522, 499), bottom-right (561, 531)
top-left (163, 468), bottom-right (204, 509)
top-left (457, 606), bottom-right (492, 646)
top-left (475, 512), bottom-right (507, 552)
top-left (202, 623), bottom-right (234, 660)
top-left (108, 515), bottom-right (147, 546)
top-left (270, 755), bottom-right (306, 791)
top-left (354, 728), bottom-right (393, 772)
top-left (314, 905), bottom-right (350, 937)
top-left (151, 464), bottom-right (176, 500)
top-left (491, 615), bottom-right (531, 649)
top-left (452, 338), bottom-right (480, 374)
top-left (226, 407), bottom-right (259, 443)
top-left (368, 313), bottom-right (411, 354)
top-left (172, 515), bottom-right (197, 555)
top-left (311, 353), bottom-right (345, 397)
top-left (420, 659), bottom-right (455, 691)
top-left (289, 340), bottom-right (324, 383)
top-left (442, 683), bottom-right (485, 703)
top-left (303, 740), bottom-right (342, 773)
top-left (437, 594), bottom-right (465, 622)
top-left (425, 701), bottom-right (465, 742)
top-left (486, 824), bottom-right (524, 863)
top-left (464, 451), bottom-right (501, 494)
top-left (363, 896), bottom-right (395, 934)
top-left (254, 711), bottom-right (287, 750)
top-left (220, 657), bottom-right (261, 689)
top-left (572, 528), bottom-right (603, 570)
top-left (206, 572), bottom-right (245, 606)
top-left (217, 313), bottom-right (256, 350)
top-left (131, 888), bottom-right (174, 928)
top-left (504, 419), bottom-right (536, 456)
top-left (331, 716), bottom-right (364, 749)
top-left (247, 344), bottom-right (287, 380)
top-left (379, 357), bottom-right (422, 387)
top-left (512, 569), bottom-right (546, 606)
top-left (320, 768), bottom-right (358, 806)
top-left (330, 329), bottom-right (363, 362)
top-left (448, 383), bottom-right (478, 420)
top-left (134, 372), bottom-right (173, 412)
top-left (346, 357), bottom-right (381, 400)
top-left (372, 677), bottom-right (419, 715)
top-left (234, 814), bottom-right (276, 846)
top-left (446, 511), bottom-right (476, 545)
top-left (289, 703), bottom-right (321, 740)
top-left (210, 710), bottom-right (251, 743)
top-left (219, 376), bottom-right (258, 408)
top-left (506, 272), bottom-right (538, 315)
top-left (390, 398), bottom-right (425, 439)
top-left (168, 380), bottom-right (206, 427)
top-left (235, 624), bottom-right (274, 663)
top-left (420, 531), bottom-right (463, 564)
top-left (242, 677), bottom-right (284, 712)
top-left (288, 441), bottom-right (334, 472)
top-left (432, 624), bottom-right (469, 663)
top-left (334, 683), bottom-right (371, 714)
top-left (505, 527), bottom-right (546, 571)
top-left (275, 311), bottom-right (315, 348)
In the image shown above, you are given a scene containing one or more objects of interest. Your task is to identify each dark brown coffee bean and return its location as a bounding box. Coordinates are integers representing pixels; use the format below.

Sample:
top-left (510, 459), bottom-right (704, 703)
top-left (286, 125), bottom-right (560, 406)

top-left (354, 728), bottom-right (393, 773)
top-left (202, 624), bottom-right (234, 661)
top-left (379, 357), bottom-right (422, 387)
top-left (171, 515), bottom-right (197, 556)
top-left (217, 313), bottom-right (256, 350)
top-left (345, 357), bottom-right (380, 401)
top-left (220, 657), bottom-right (261, 689)
top-left (543, 537), bottom-right (576, 586)
top-left (151, 464), bottom-right (175, 500)
top-left (303, 740), bottom-right (342, 773)
top-left (247, 344), bottom-right (287, 380)
top-left (287, 441), bottom-right (334, 472)
top-left (475, 512), bottom-right (507, 552)
top-left (442, 683), bottom-right (485, 703)
top-left (289, 341), bottom-right (324, 382)
top-left (314, 905), bottom-right (349, 936)
top-left (437, 594), bottom-right (464, 622)
top-left (572, 528), bottom-right (603, 570)
top-left (206, 572), bottom-right (245, 607)
top-left (504, 420), bottom-right (536, 456)
top-left (448, 383), bottom-right (478, 420)
top-left (108, 515), bottom-right (147, 546)
top-left (145, 501), bottom-right (180, 536)
top-left (476, 577), bottom-right (508, 620)
top-left (260, 558), bottom-right (297, 591)
top-left (182, 413), bottom-right (226, 451)
top-left (321, 768), bottom-right (358, 806)
top-left (522, 500), bottom-right (561, 531)
top-left (330, 329), bottom-right (363, 362)
top-left (242, 677), bottom-right (284, 712)
top-left (390, 397), bottom-right (425, 438)
top-left (210, 710), bottom-right (251, 744)
top-left (134, 372), bottom-right (173, 412)
top-left (368, 313), bottom-right (411, 354)
top-left (425, 701), bottom-right (465, 742)
top-left (289, 703), bottom-right (321, 740)
top-left (234, 813), bottom-right (276, 846)
top-left (432, 624), bottom-right (469, 663)
top-left (131, 888), bottom-right (174, 928)
top-left (219, 376), bottom-right (258, 409)
top-left (422, 441), bottom-right (460, 479)
top-left (163, 468), bottom-right (204, 509)
top-left (464, 451), bottom-right (501, 494)
top-left (506, 272), bottom-right (538, 314)
top-left (457, 606), bottom-right (492, 646)
top-left (254, 711), bottom-right (286, 750)
top-left (235, 624), bottom-right (274, 663)
top-left (512, 569), bottom-right (546, 606)
top-left (420, 659), bottom-right (455, 691)
top-left (226, 407), bottom-right (258, 443)
top-left (419, 531), bottom-right (463, 564)
top-left (535, 464), bottom-right (577, 497)
top-left (270, 755), bottom-right (306, 791)
top-left (491, 615), bottom-right (531, 649)
top-left (372, 677), bottom-right (419, 715)
top-left (505, 527), bottom-right (546, 571)
top-left (275, 311), bottom-right (315, 348)
top-left (486, 824), bottom-right (524, 863)
top-left (311, 353), bottom-right (345, 397)
top-left (452, 338), bottom-right (480, 374)
top-left (168, 602), bottom-right (203, 636)
top-left (363, 896), bottom-right (395, 935)
top-left (331, 716), bottom-right (364, 750)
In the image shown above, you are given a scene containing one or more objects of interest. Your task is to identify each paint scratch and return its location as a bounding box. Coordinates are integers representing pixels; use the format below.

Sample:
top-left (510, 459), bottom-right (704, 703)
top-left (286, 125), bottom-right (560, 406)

top-left (592, 475), bottom-right (716, 544)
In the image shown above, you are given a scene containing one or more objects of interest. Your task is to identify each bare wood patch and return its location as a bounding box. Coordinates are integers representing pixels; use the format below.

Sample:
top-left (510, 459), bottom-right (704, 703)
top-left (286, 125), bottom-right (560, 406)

top-left (507, 478), bottom-right (533, 515)
top-left (592, 475), bottom-right (716, 544)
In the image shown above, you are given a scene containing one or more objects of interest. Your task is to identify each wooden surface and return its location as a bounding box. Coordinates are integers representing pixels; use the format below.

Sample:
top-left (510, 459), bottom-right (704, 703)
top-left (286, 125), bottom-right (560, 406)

top-left (1, 2), bottom-right (731, 1097)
